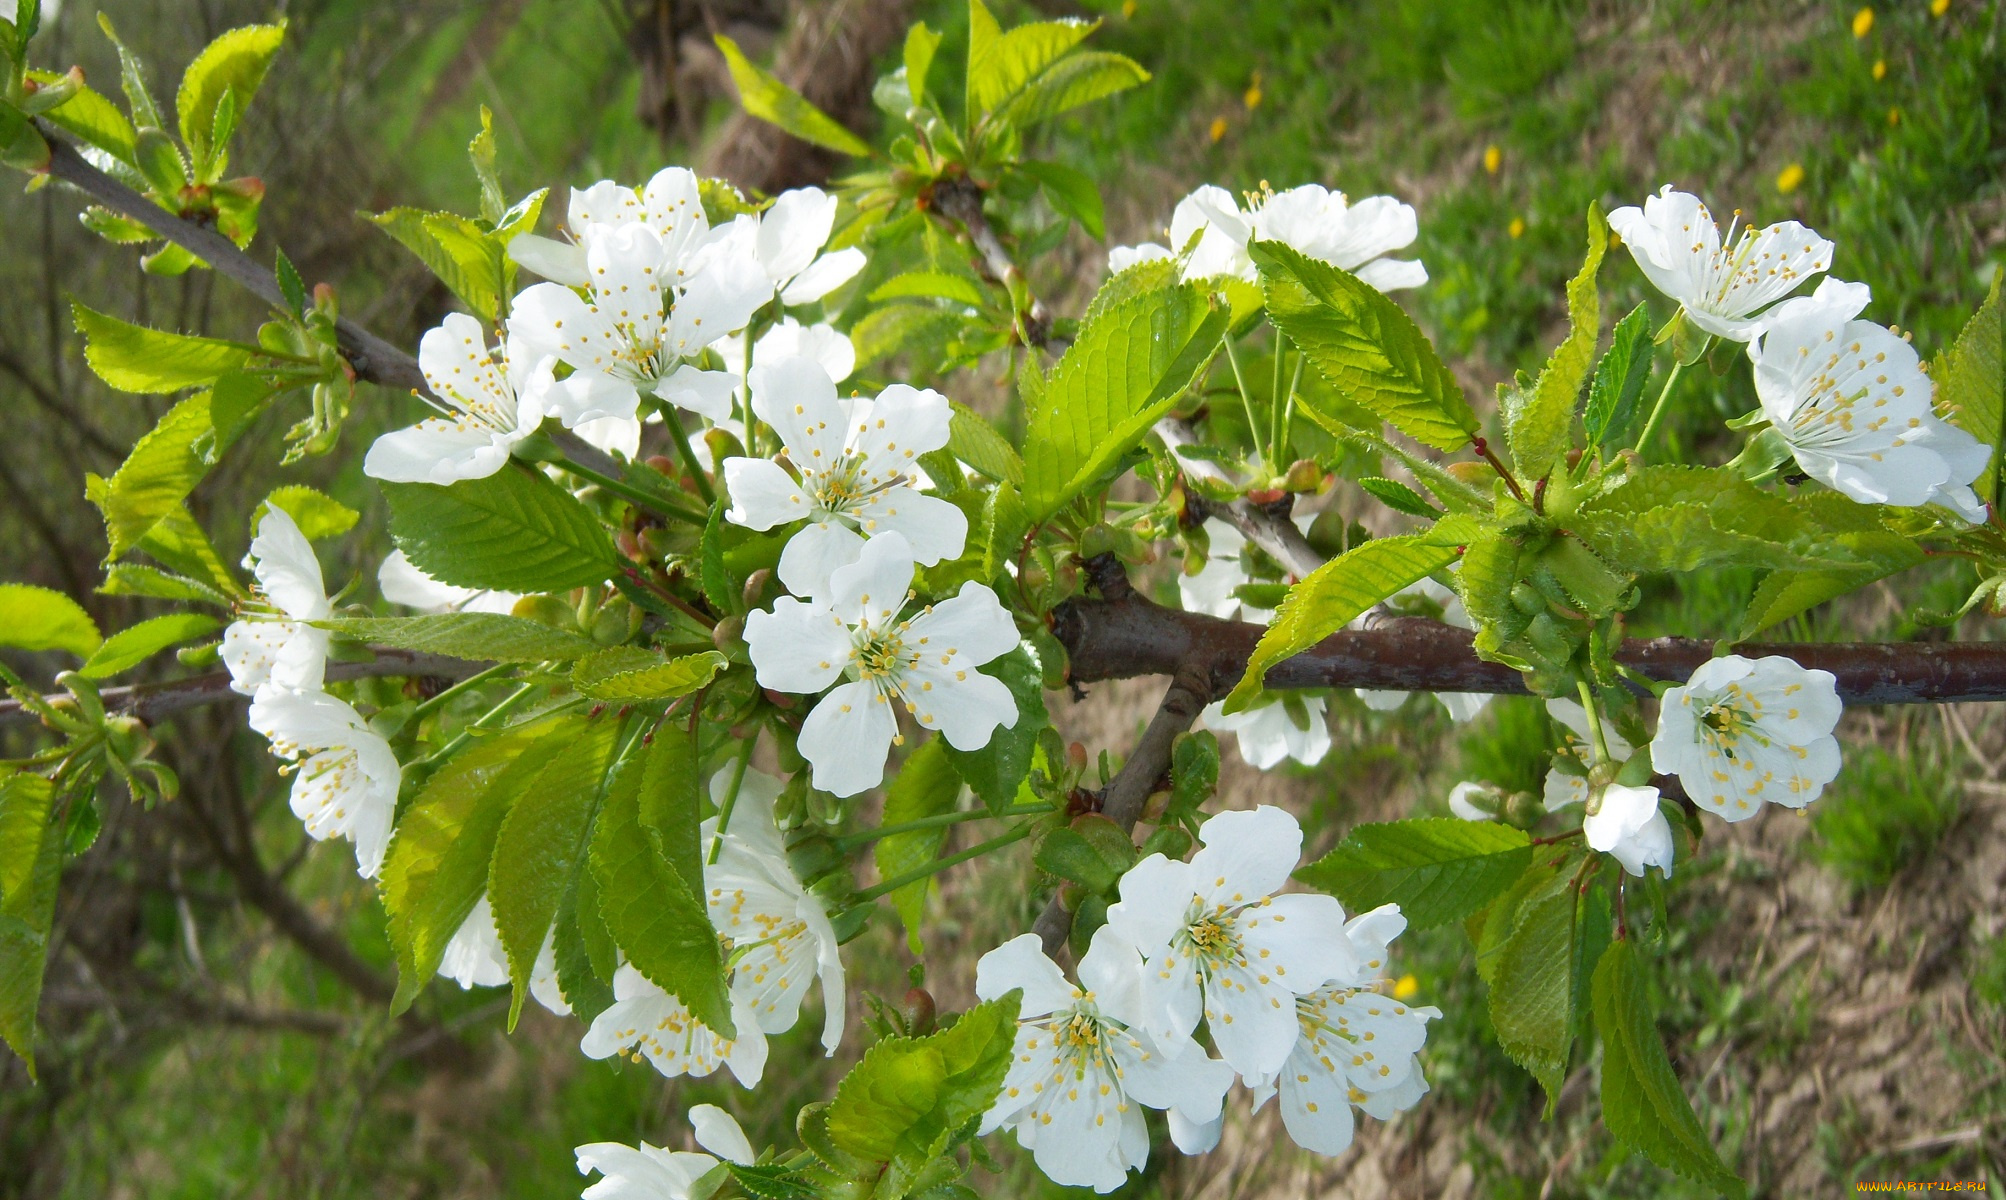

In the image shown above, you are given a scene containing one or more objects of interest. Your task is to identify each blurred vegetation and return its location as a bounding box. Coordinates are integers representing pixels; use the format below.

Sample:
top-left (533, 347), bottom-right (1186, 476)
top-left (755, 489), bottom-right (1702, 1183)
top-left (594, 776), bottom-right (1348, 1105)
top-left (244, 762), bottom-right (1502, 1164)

top-left (2, 0), bottom-right (2003, 1196)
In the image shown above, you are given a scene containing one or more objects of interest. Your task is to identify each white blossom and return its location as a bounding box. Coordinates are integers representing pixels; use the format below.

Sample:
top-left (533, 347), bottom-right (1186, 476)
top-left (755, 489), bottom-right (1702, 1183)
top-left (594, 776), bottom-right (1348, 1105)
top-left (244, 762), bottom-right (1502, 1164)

top-left (573, 1104), bottom-right (754, 1200)
top-left (976, 928), bottom-right (1235, 1194)
top-left (362, 313), bottom-right (583, 483)
top-left (1583, 783), bottom-right (1676, 878)
top-left (743, 532), bottom-right (1019, 797)
top-left (1649, 653), bottom-right (1843, 822)
top-left (580, 963), bottom-right (768, 1087)
top-left (221, 507), bottom-right (331, 696)
top-left (1608, 185), bottom-right (1832, 341)
top-left (703, 767), bottom-right (847, 1053)
top-left (706, 186), bottom-right (867, 306)
top-left (688, 1105), bottom-right (755, 1165)
top-left (1116, 184), bottom-right (1425, 289)
top-left (377, 549), bottom-right (521, 615)
top-left (1750, 278), bottom-right (1989, 522)
top-left (1105, 805), bottom-right (1359, 1079)
top-left (437, 893), bottom-right (572, 1015)
top-left (710, 316), bottom-right (857, 385)
top-left (510, 167), bottom-right (714, 289)
top-left (1247, 904), bottom-right (1439, 1155)
top-left (1446, 780), bottom-right (1499, 821)
top-left (723, 357), bottom-right (966, 598)
top-left (246, 687), bottom-right (400, 878)
top-left (1182, 518), bottom-right (1331, 769)
top-left (1541, 697), bottom-right (1634, 811)
top-left (1355, 577), bottom-right (1490, 723)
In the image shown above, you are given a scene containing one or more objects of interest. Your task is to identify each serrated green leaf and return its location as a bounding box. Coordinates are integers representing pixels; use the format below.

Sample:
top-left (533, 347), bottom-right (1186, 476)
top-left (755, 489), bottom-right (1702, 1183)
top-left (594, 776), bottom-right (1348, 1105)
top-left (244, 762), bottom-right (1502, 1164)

top-left (1023, 282), bottom-right (1223, 520)
top-left (318, 614), bottom-right (598, 663)
top-left (827, 993), bottom-right (1021, 1166)
top-left (1035, 814), bottom-right (1134, 895)
top-left (1738, 516), bottom-right (1923, 641)
top-left (1222, 535), bottom-right (1459, 711)
top-left (96, 13), bottom-right (163, 130)
top-left (94, 393), bottom-right (211, 559)
top-left (571, 648), bottom-right (726, 701)
top-left (261, 485), bottom-right (358, 542)
top-left (716, 34), bottom-right (873, 158)
top-left (590, 735), bottom-right (732, 1037)
top-left (97, 564), bottom-right (229, 607)
top-left (0, 584), bottom-right (101, 656)
top-left (175, 22), bottom-right (284, 175)
top-left (870, 271), bottom-right (989, 307)
top-left (551, 865), bottom-right (615, 1023)
top-left (904, 22), bottom-right (942, 103)
top-left (943, 647), bottom-right (1044, 812)
top-left (131, 504), bottom-right (240, 598)
top-left (1296, 817), bottom-right (1532, 930)
top-left (1585, 303), bottom-right (1654, 448)
top-left (468, 106), bottom-right (506, 226)
top-left (948, 402), bottom-right (1024, 486)
top-left (0, 773), bottom-right (60, 1079)
top-left (1000, 50), bottom-right (1149, 129)
top-left (364, 207), bottom-right (505, 323)
top-left (1594, 941), bottom-right (1748, 1198)
top-left (1508, 204), bottom-right (1606, 481)
top-left (1256, 240), bottom-right (1478, 453)
top-left (1359, 476), bottom-right (1438, 517)
top-left (207, 370), bottom-right (287, 457)
top-left (726, 1164), bottom-right (820, 1200)
top-left (700, 501), bottom-right (736, 615)
top-left (71, 302), bottom-right (252, 393)
top-left (489, 717), bottom-right (620, 1028)
top-left (381, 469), bottom-right (620, 594)
top-left (29, 69), bottom-right (137, 162)
top-left (876, 738), bottom-right (961, 953)
top-left (967, 0), bottom-right (1096, 117)
top-left (382, 719), bottom-right (578, 1013)
top-left (1571, 466), bottom-right (1862, 574)
top-left (1936, 270), bottom-right (2004, 504)
top-left (1488, 876), bottom-right (1576, 1110)
top-left (78, 612), bottom-right (219, 678)
top-left (1015, 160), bottom-right (1105, 240)
top-left (274, 250), bottom-right (307, 318)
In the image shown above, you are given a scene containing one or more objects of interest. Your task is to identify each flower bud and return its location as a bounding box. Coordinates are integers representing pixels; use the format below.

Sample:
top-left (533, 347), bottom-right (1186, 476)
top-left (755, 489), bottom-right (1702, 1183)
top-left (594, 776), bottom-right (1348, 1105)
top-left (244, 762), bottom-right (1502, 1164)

top-left (712, 615), bottom-right (747, 655)
top-left (902, 987), bottom-right (937, 1036)
top-left (742, 568), bottom-right (772, 610)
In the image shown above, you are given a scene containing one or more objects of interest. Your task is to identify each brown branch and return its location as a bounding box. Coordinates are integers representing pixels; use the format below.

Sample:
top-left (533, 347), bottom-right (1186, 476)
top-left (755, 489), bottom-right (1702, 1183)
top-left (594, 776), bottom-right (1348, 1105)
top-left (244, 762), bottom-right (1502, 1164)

top-left (1053, 582), bottom-right (2006, 705)
top-left (0, 648), bottom-right (482, 728)
top-left (932, 175), bottom-right (1058, 351)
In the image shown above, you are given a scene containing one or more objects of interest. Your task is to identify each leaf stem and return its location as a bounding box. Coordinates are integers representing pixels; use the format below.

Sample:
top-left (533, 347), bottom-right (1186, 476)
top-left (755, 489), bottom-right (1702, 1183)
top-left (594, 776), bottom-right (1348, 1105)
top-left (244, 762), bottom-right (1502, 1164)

top-left (1576, 679), bottom-right (1613, 766)
top-left (1221, 333), bottom-right (1267, 467)
top-left (552, 454), bottom-right (706, 525)
top-left (666, 411), bottom-right (716, 506)
top-left (835, 802), bottom-right (1053, 851)
top-left (416, 682), bottom-right (546, 768)
top-left (1631, 356), bottom-right (1692, 459)
top-left (407, 662), bottom-right (513, 723)
top-left (1268, 334), bottom-right (1288, 471)
top-left (849, 821), bottom-right (1034, 905)
top-left (706, 734), bottom-right (756, 865)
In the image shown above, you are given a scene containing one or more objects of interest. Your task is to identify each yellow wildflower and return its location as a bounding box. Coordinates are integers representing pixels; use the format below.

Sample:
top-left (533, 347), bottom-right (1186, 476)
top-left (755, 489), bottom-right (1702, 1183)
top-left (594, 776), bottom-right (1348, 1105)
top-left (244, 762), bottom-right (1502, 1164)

top-left (1507, 216), bottom-right (1526, 239)
top-left (1852, 6), bottom-right (1874, 37)
top-left (1776, 163), bottom-right (1805, 194)
top-left (1872, 58), bottom-right (1887, 80)
top-left (1243, 71), bottom-right (1263, 111)
top-left (1931, 0), bottom-right (1949, 16)
top-left (1208, 115), bottom-right (1228, 144)
top-left (1483, 144), bottom-right (1502, 174)
top-left (1392, 974), bottom-right (1420, 1001)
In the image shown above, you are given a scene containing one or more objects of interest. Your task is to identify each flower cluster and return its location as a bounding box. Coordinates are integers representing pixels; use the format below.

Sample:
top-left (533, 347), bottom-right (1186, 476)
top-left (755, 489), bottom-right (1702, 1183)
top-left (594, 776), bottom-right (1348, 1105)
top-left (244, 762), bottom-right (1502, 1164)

top-left (579, 769), bottom-right (846, 1084)
top-left (1113, 182), bottom-right (1426, 289)
top-left (224, 507), bottom-right (399, 878)
top-left (979, 806), bottom-right (1436, 1191)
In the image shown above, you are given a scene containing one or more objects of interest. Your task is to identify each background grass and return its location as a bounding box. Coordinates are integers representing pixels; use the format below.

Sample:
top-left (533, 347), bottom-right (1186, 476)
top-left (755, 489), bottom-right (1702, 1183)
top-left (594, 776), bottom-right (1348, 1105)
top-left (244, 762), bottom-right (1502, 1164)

top-left (2, 0), bottom-right (2004, 1196)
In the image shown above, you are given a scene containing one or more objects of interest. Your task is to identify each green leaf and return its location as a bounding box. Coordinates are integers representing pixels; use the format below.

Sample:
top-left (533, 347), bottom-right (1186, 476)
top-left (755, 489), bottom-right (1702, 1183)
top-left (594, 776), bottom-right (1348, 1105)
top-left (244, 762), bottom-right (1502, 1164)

top-left (1296, 818), bottom-right (1533, 930)
top-left (131, 504), bottom-right (240, 598)
top-left (71, 301), bottom-right (252, 393)
top-left (1358, 476), bottom-right (1438, 517)
top-left (590, 735), bottom-right (733, 1037)
top-left (0, 584), bottom-right (101, 656)
top-left (1023, 281), bottom-right (1224, 520)
top-left (966, 0), bottom-right (1095, 116)
top-left (29, 70), bottom-right (137, 162)
top-left (1571, 466), bottom-right (1861, 573)
top-left (0, 773), bottom-right (60, 1079)
top-left (98, 564), bottom-right (230, 607)
top-left (78, 613), bottom-right (220, 678)
top-left (870, 271), bottom-right (990, 307)
top-left (1584, 303), bottom-right (1654, 448)
top-left (1222, 535), bottom-right (1459, 711)
top-left (997, 51), bottom-right (1149, 129)
top-left (381, 719), bottom-right (578, 1013)
top-left (1594, 941), bottom-right (1748, 1198)
top-left (943, 647), bottom-right (1045, 812)
top-left (571, 648), bottom-right (726, 701)
top-left (364, 207), bottom-right (506, 323)
top-left (274, 250), bottom-right (307, 319)
top-left (1014, 159), bottom-right (1106, 240)
top-left (551, 866), bottom-right (616, 1022)
top-left (381, 469), bottom-right (621, 594)
top-left (715, 34), bottom-right (874, 158)
top-left (175, 22), bottom-right (284, 174)
top-left (317, 614), bottom-right (598, 663)
top-left (94, 392), bottom-right (211, 558)
top-left (1507, 204), bottom-right (1606, 481)
top-left (700, 501), bottom-right (734, 614)
top-left (96, 13), bottom-right (163, 129)
top-left (1738, 504), bottom-right (1924, 640)
top-left (1936, 270), bottom-right (2004, 504)
top-left (489, 717), bottom-right (620, 1028)
top-left (1488, 873), bottom-right (1577, 1110)
top-left (261, 485), bottom-right (359, 541)
top-left (827, 993), bottom-right (1021, 1166)
top-left (903, 22), bottom-right (942, 103)
top-left (1035, 814), bottom-right (1134, 895)
top-left (947, 402), bottom-right (1024, 486)
top-left (1256, 240), bottom-right (1479, 453)
top-left (207, 370), bottom-right (287, 456)
top-left (468, 106), bottom-right (506, 226)
top-left (875, 739), bottom-right (961, 953)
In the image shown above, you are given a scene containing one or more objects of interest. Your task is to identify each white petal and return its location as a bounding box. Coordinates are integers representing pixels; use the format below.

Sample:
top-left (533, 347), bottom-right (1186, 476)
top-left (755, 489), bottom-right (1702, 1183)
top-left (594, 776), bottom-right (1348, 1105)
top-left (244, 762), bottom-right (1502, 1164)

top-left (545, 365), bottom-right (640, 430)
top-left (852, 489), bottom-right (968, 566)
top-left (750, 356), bottom-right (848, 469)
top-left (777, 519), bottom-right (868, 602)
top-left (569, 414), bottom-right (641, 459)
top-left (364, 419), bottom-right (516, 484)
top-left (974, 932), bottom-right (1078, 1018)
top-left (723, 457), bottom-right (811, 531)
top-left (641, 167), bottom-right (709, 261)
top-left (759, 187), bottom-right (839, 284)
top-left (1239, 892), bottom-right (1360, 990)
top-left (664, 254), bottom-right (770, 359)
top-left (798, 680), bottom-right (898, 797)
top-left (248, 507), bottom-right (329, 620)
top-left (826, 533), bottom-right (915, 632)
top-left (689, 1104), bottom-right (756, 1165)
top-left (905, 660), bottom-right (1016, 750)
top-left (849, 383), bottom-right (954, 477)
top-left (1108, 243), bottom-right (1171, 274)
top-left (754, 318), bottom-right (856, 383)
top-left (654, 364), bottom-right (740, 420)
top-left (780, 246), bottom-right (866, 305)
top-left (902, 582), bottom-right (1020, 665)
top-left (1352, 256), bottom-right (1429, 291)
top-left (439, 894), bottom-right (510, 988)
top-left (1189, 805), bottom-right (1303, 901)
top-left (743, 596), bottom-right (849, 694)
top-left (1105, 854), bottom-right (1195, 961)
top-left (506, 233), bottom-right (588, 287)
